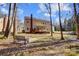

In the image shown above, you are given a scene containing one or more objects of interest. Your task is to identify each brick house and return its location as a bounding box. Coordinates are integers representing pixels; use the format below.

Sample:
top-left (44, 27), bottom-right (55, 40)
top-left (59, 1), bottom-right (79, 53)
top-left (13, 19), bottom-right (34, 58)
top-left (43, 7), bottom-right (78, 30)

top-left (24, 16), bottom-right (52, 33)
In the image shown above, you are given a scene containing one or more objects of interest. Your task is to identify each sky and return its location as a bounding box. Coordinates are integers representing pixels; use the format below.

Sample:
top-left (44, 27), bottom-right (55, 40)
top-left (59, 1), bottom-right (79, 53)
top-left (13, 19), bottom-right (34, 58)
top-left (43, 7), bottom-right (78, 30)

top-left (0, 3), bottom-right (79, 24)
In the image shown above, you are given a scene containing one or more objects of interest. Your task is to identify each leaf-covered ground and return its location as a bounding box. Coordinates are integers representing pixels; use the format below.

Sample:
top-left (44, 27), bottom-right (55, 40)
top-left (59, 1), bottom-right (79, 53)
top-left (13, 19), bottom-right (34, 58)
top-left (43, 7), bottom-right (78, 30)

top-left (0, 31), bottom-right (78, 56)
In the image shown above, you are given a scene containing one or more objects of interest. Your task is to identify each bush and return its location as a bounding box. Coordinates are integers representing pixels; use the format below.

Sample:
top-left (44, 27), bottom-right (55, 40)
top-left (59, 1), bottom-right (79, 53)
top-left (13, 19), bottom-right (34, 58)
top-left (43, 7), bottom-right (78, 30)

top-left (22, 30), bottom-right (25, 33)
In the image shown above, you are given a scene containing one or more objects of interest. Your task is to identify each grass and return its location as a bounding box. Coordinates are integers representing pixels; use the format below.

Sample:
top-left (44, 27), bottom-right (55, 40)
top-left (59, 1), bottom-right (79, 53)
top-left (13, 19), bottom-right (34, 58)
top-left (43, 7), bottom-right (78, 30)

top-left (13, 45), bottom-right (78, 56)
top-left (0, 31), bottom-right (78, 56)
top-left (15, 31), bottom-right (77, 43)
top-left (29, 33), bottom-right (76, 43)
top-left (1, 40), bottom-right (79, 56)
top-left (65, 52), bottom-right (77, 56)
top-left (0, 34), bottom-right (4, 39)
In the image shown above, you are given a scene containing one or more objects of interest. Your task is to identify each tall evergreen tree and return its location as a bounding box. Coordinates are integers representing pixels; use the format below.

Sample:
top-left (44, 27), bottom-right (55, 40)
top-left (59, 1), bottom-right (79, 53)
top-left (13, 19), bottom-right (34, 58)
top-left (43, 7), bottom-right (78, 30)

top-left (30, 14), bottom-right (33, 33)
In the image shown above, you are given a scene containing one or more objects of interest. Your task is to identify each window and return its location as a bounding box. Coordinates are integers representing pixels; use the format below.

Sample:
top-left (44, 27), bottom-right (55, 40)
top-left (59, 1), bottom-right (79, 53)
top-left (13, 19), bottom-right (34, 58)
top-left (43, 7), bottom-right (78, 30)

top-left (27, 27), bottom-right (29, 30)
top-left (43, 22), bottom-right (46, 24)
top-left (27, 21), bottom-right (29, 23)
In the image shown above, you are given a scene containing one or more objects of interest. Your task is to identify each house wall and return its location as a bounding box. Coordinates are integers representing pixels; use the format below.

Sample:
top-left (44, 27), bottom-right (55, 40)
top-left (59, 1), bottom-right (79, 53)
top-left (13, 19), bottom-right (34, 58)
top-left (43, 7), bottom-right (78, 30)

top-left (24, 17), bottom-right (51, 33)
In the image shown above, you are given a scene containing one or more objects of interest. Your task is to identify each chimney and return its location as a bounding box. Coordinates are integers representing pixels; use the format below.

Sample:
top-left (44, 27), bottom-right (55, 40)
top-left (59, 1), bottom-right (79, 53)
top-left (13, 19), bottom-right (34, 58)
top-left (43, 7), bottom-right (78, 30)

top-left (30, 14), bottom-right (33, 33)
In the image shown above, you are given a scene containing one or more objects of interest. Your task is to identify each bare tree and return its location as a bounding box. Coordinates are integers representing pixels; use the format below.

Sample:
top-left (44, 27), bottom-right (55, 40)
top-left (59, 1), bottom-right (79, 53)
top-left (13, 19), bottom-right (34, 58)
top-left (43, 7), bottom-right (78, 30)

top-left (13, 3), bottom-right (17, 38)
top-left (4, 3), bottom-right (12, 37)
top-left (73, 3), bottom-right (79, 39)
top-left (58, 3), bottom-right (64, 40)
top-left (8, 4), bottom-right (14, 34)
top-left (44, 3), bottom-right (53, 36)
top-left (8, 3), bottom-right (17, 39)
top-left (2, 14), bottom-right (6, 33)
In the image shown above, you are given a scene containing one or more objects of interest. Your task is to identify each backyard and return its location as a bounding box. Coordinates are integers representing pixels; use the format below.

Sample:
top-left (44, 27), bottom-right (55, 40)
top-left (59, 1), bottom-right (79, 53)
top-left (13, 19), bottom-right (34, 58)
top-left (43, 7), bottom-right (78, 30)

top-left (0, 31), bottom-right (79, 56)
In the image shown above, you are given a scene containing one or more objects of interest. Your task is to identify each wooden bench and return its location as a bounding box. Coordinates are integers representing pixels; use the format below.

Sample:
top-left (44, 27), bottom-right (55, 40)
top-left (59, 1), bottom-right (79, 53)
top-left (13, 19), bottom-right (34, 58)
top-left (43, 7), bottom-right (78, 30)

top-left (15, 36), bottom-right (29, 45)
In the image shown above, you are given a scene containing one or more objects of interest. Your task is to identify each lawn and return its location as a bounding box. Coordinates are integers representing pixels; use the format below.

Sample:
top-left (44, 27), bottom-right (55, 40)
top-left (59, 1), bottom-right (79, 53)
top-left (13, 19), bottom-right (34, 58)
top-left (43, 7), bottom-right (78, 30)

top-left (0, 31), bottom-right (78, 56)
top-left (0, 31), bottom-right (77, 44)
top-left (20, 31), bottom-right (77, 43)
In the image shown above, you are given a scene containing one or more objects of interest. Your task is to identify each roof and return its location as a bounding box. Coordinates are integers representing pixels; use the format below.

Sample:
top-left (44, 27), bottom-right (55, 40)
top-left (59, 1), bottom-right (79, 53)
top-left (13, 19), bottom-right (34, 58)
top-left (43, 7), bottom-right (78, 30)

top-left (24, 16), bottom-right (50, 23)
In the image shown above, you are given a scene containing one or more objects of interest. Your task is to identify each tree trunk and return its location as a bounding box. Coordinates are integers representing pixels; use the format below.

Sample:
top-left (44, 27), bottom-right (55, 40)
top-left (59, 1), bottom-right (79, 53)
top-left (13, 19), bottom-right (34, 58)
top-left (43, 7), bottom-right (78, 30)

top-left (58, 3), bottom-right (64, 40)
top-left (73, 3), bottom-right (79, 39)
top-left (4, 3), bottom-right (11, 37)
top-left (49, 3), bottom-right (53, 36)
top-left (2, 15), bottom-right (6, 33)
top-left (44, 4), bottom-right (53, 37)
top-left (13, 3), bottom-right (16, 38)
top-left (9, 4), bottom-right (15, 34)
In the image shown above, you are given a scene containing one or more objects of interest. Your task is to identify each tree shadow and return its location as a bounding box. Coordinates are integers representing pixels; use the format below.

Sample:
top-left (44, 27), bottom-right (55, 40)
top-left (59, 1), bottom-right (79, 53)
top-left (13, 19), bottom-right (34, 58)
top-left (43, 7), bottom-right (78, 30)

top-left (0, 39), bottom-right (78, 55)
